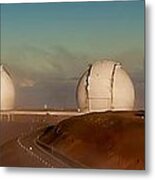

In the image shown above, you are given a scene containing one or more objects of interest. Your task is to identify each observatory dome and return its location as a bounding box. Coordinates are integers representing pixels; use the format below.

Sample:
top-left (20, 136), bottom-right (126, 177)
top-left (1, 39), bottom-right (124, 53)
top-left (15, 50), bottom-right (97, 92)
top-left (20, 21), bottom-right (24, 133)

top-left (0, 65), bottom-right (15, 110)
top-left (76, 60), bottom-right (135, 112)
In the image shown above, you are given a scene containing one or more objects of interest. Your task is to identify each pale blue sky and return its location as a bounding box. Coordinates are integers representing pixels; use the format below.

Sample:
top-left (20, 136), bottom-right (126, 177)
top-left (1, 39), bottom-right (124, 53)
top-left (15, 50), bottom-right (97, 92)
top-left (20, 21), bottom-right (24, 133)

top-left (1, 1), bottom-right (144, 109)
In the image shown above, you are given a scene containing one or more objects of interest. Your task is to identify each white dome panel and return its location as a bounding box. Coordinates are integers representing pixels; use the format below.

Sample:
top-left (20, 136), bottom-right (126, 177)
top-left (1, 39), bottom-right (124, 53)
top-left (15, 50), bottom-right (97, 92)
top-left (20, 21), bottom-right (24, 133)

top-left (0, 65), bottom-right (15, 110)
top-left (112, 65), bottom-right (135, 110)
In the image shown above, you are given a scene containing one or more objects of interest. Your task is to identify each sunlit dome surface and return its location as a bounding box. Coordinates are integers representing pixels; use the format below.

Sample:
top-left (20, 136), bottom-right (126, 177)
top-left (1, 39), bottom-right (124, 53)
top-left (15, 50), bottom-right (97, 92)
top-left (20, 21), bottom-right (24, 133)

top-left (0, 65), bottom-right (15, 110)
top-left (76, 60), bottom-right (135, 112)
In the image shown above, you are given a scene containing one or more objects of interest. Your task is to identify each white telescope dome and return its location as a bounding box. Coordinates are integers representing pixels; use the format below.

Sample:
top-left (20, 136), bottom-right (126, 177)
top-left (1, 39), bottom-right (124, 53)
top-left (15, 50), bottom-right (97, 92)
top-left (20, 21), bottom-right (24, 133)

top-left (76, 60), bottom-right (135, 112)
top-left (0, 65), bottom-right (15, 110)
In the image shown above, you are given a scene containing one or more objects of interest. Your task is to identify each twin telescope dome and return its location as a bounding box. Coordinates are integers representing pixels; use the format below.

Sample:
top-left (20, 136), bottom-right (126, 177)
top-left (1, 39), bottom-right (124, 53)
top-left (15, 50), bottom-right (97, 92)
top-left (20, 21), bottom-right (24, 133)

top-left (0, 65), bottom-right (15, 110)
top-left (0, 60), bottom-right (135, 112)
top-left (76, 60), bottom-right (135, 112)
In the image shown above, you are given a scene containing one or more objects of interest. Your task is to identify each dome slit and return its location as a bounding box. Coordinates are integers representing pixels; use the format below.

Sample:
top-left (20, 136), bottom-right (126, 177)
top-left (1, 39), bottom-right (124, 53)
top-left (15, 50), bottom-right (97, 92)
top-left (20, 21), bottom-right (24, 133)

top-left (110, 63), bottom-right (120, 109)
top-left (85, 64), bottom-right (93, 112)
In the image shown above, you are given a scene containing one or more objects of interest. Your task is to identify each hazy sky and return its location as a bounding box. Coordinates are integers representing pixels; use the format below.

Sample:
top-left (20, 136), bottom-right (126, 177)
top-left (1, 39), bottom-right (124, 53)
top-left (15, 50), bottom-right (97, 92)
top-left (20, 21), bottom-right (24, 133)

top-left (1, 1), bottom-right (144, 109)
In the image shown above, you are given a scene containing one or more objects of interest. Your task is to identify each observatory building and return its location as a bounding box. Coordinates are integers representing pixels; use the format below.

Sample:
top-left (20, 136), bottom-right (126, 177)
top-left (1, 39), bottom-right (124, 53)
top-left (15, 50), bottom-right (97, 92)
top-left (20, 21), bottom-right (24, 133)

top-left (76, 60), bottom-right (135, 112)
top-left (0, 65), bottom-right (15, 111)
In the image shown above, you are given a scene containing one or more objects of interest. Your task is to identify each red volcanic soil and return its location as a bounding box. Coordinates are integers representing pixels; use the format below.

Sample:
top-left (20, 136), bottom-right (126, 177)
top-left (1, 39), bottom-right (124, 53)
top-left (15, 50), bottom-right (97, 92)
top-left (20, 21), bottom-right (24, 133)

top-left (0, 114), bottom-right (69, 145)
top-left (39, 111), bottom-right (145, 170)
top-left (0, 114), bottom-right (69, 167)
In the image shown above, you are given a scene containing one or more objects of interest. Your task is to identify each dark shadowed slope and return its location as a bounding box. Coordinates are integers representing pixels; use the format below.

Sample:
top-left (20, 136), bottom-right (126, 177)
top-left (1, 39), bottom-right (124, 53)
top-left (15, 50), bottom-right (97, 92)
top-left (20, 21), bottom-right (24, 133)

top-left (39, 111), bottom-right (145, 169)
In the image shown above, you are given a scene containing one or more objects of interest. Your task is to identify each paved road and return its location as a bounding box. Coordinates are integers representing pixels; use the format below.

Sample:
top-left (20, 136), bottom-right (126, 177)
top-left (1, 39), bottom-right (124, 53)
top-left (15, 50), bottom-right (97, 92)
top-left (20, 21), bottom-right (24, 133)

top-left (1, 124), bottom-right (85, 168)
top-left (0, 114), bottom-right (73, 168)
top-left (15, 126), bottom-right (70, 168)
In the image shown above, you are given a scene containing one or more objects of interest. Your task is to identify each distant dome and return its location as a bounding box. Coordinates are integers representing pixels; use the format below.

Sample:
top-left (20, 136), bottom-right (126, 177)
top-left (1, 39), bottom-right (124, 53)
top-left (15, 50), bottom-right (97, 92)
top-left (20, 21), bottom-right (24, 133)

top-left (0, 65), bottom-right (15, 110)
top-left (76, 60), bottom-right (135, 112)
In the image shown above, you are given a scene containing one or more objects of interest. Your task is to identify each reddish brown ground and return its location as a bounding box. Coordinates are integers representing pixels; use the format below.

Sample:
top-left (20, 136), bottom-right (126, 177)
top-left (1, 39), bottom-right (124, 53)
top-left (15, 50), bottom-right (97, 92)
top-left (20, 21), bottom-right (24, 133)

top-left (40, 111), bottom-right (145, 170)
top-left (0, 114), bottom-right (69, 167)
